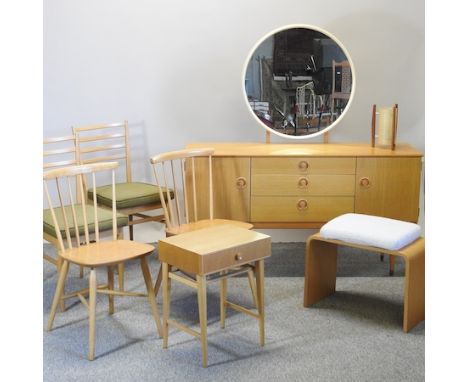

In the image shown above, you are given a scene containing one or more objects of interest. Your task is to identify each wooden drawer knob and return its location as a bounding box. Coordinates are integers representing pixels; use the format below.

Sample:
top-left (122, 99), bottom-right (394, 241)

top-left (235, 253), bottom-right (243, 261)
top-left (297, 199), bottom-right (308, 211)
top-left (298, 160), bottom-right (309, 171)
top-left (298, 177), bottom-right (309, 188)
top-left (359, 177), bottom-right (371, 188)
top-left (236, 177), bottom-right (247, 189)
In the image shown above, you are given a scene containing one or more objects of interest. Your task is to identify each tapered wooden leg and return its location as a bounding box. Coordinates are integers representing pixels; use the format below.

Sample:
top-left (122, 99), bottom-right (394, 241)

top-left (129, 215), bottom-right (134, 241)
top-left (304, 238), bottom-right (338, 306)
top-left (219, 272), bottom-right (227, 329)
top-left (162, 262), bottom-right (170, 349)
top-left (389, 255), bottom-right (395, 276)
top-left (153, 264), bottom-right (162, 297)
top-left (141, 256), bottom-right (163, 337)
top-left (88, 268), bottom-right (97, 361)
top-left (79, 265), bottom-right (84, 278)
top-left (107, 266), bottom-right (114, 314)
top-left (247, 268), bottom-right (259, 310)
top-left (197, 275), bottom-right (208, 368)
top-left (254, 260), bottom-right (265, 346)
top-left (47, 260), bottom-right (69, 331)
top-left (118, 263), bottom-right (125, 291)
top-left (403, 242), bottom-right (425, 332)
top-left (56, 257), bottom-right (66, 313)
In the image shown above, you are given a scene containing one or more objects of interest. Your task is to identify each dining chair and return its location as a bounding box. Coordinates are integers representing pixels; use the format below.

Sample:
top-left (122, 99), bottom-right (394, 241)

top-left (72, 121), bottom-right (169, 241)
top-left (44, 162), bottom-right (163, 360)
top-left (149, 148), bottom-right (255, 297)
top-left (43, 135), bottom-right (128, 293)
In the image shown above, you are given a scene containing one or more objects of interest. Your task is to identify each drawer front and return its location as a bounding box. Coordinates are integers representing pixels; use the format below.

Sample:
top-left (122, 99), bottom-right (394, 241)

top-left (202, 237), bottom-right (271, 274)
top-left (251, 196), bottom-right (355, 222)
top-left (252, 157), bottom-right (356, 175)
top-left (251, 174), bottom-right (355, 196)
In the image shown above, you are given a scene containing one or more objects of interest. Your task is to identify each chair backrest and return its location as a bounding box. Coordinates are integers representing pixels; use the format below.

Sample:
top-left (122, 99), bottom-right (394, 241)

top-left (43, 162), bottom-right (119, 253)
top-left (43, 135), bottom-right (77, 170)
top-left (72, 121), bottom-right (132, 183)
top-left (149, 148), bottom-right (215, 230)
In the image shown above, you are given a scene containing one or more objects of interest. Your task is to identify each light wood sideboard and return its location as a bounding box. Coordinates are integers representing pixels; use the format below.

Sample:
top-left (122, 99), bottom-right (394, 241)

top-left (186, 143), bottom-right (423, 228)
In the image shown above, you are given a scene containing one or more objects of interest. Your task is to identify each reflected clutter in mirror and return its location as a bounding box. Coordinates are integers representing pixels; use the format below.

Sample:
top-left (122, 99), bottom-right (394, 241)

top-left (244, 26), bottom-right (354, 138)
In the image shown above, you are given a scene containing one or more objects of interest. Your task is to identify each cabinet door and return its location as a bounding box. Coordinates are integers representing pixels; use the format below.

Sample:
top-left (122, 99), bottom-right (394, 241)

top-left (355, 157), bottom-right (421, 222)
top-left (186, 157), bottom-right (251, 222)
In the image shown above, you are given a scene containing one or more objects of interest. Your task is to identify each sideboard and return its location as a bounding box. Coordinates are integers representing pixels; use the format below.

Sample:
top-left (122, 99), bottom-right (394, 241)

top-left (186, 143), bottom-right (423, 228)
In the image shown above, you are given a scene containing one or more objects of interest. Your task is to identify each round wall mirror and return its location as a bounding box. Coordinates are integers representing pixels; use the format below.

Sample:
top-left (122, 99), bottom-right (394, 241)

top-left (243, 25), bottom-right (355, 139)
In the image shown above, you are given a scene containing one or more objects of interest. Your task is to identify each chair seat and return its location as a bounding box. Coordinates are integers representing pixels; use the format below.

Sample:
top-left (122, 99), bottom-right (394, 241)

top-left (319, 213), bottom-right (421, 251)
top-left (43, 205), bottom-right (128, 239)
top-left (59, 240), bottom-right (155, 267)
top-left (88, 182), bottom-right (171, 209)
top-left (165, 219), bottom-right (253, 236)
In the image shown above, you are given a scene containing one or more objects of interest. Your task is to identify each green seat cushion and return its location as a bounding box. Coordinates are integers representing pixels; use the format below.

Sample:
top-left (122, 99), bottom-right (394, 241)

top-left (88, 182), bottom-right (171, 209)
top-left (43, 205), bottom-right (128, 239)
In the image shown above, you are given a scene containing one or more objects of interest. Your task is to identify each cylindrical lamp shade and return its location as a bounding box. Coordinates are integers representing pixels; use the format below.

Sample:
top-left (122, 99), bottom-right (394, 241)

top-left (376, 106), bottom-right (394, 147)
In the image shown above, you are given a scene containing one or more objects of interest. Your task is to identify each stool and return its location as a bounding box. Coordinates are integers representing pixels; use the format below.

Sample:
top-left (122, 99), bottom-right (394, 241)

top-left (303, 213), bottom-right (424, 332)
top-left (158, 224), bottom-right (271, 367)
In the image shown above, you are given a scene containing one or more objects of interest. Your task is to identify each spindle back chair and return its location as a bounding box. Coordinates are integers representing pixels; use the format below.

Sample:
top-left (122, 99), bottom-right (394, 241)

top-left (44, 162), bottom-right (162, 361)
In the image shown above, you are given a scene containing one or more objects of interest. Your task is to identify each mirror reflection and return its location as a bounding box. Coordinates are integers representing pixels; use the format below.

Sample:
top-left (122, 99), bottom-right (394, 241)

top-left (244, 26), bottom-right (353, 138)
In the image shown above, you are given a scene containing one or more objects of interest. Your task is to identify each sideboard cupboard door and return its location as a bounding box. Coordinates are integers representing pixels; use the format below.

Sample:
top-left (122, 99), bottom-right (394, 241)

top-left (186, 157), bottom-right (251, 222)
top-left (355, 157), bottom-right (421, 222)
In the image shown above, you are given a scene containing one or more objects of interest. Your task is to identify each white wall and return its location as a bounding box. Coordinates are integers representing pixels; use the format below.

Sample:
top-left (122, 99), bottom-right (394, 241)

top-left (44, 0), bottom-right (424, 242)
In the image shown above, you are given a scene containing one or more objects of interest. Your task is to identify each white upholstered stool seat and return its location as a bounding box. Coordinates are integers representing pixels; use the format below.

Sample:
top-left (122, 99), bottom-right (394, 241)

top-left (320, 213), bottom-right (422, 251)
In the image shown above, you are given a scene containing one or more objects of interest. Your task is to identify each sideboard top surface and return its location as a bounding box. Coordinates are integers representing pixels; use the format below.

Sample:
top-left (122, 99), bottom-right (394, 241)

top-left (187, 142), bottom-right (423, 157)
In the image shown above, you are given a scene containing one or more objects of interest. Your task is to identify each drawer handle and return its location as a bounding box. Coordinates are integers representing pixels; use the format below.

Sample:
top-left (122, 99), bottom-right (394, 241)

top-left (298, 177), bottom-right (309, 188)
top-left (297, 199), bottom-right (308, 211)
top-left (235, 253), bottom-right (243, 261)
top-left (359, 177), bottom-right (371, 188)
top-left (236, 177), bottom-right (247, 189)
top-left (298, 160), bottom-right (309, 171)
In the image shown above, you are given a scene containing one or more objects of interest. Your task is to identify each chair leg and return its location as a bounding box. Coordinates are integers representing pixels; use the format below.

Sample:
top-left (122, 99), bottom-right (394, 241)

top-left (247, 268), bottom-right (259, 310)
top-left (154, 264), bottom-right (163, 297)
top-left (47, 260), bottom-right (69, 331)
top-left (162, 262), bottom-right (170, 349)
top-left (79, 266), bottom-right (84, 278)
top-left (88, 268), bottom-right (97, 361)
top-left (219, 272), bottom-right (227, 329)
top-left (140, 256), bottom-right (163, 337)
top-left (389, 255), bottom-right (395, 276)
top-left (129, 215), bottom-right (134, 241)
top-left (196, 274), bottom-right (208, 368)
top-left (254, 260), bottom-right (265, 347)
top-left (56, 257), bottom-right (66, 313)
top-left (107, 266), bottom-right (114, 314)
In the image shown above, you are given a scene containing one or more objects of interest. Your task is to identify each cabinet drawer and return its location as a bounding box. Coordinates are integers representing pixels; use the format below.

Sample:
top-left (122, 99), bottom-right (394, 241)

top-left (251, 196), bottom-right (354, 222)
top-left (251, 174), bottom-right (355, 196)
top-left (252, 157), bottom-right (356, 175)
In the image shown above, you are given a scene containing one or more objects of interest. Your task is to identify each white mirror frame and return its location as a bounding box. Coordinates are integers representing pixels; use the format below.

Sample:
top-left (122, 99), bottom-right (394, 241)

top-left (242, 24), bottom-right (356, 140)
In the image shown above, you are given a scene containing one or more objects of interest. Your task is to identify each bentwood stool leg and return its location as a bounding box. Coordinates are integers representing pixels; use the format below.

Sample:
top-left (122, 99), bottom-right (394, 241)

top-left (254, 260), bottom-right (265, 346)
top-left (197, 275), bottom-right (208, 368)
top-left (88, 268), bottom-right (97, 361)
top-left (162, 262), bottom-right (170, 348)
top-left (47, 259), bottom-right (69, 331)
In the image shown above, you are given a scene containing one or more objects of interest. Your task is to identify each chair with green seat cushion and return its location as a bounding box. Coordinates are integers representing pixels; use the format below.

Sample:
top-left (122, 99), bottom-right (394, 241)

top-left (87, 182), bottom-right (172, 210)
top-left (43, 205), bottom-right (129, 239)
top-left (73, 121), bottom-right (171, 240)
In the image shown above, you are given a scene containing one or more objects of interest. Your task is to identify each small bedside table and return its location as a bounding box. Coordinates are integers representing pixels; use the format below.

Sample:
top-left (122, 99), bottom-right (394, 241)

top-left (158, 224), bottom-right (271, 367)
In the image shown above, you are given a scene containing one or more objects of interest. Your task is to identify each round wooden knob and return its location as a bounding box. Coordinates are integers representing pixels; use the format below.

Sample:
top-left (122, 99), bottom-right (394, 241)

top-left (297, 199), bottom-right (308, 211)
top-left (298, 160), bottom-right (309, 171)
top-left (359, 177), bottom-right (371, 188)
top-left (235, 253), bottom-right (243, 261)
top-left (236, 177), bottom-right (247, 189)
top-left (298, 177), bottom-right (309, 188)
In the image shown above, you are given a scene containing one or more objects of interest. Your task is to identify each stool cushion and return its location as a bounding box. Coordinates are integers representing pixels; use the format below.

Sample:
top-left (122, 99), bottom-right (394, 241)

top-left (320, 213), bottom-right (421, 251)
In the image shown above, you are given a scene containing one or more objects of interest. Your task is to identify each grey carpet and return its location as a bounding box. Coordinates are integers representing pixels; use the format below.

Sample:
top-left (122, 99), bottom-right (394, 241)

top-left (43, 243), bottom-right (423, 381)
